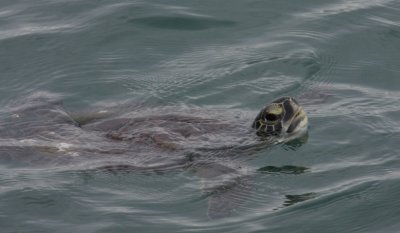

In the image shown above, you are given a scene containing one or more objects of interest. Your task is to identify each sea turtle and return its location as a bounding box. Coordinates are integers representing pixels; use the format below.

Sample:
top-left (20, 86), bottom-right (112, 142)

top-left (0, 92), bottom-right (309, 218)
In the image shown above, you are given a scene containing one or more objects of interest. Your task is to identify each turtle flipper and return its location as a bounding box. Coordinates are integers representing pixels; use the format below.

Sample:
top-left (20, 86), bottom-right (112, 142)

top-left (1, 92), bottom-right (79, 139)
top-left (191, 162), bottom-right (253, 219)
top-left (206, 175), bottom-right (253, 219)
top-left (6, 92), bottom-right (77, 126)
top-left (194, 163), bottom-right (310, 218)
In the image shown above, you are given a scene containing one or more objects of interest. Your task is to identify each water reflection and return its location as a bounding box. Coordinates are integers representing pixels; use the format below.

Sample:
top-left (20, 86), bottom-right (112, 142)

top-left (282, 132), bottom-right (309, 150)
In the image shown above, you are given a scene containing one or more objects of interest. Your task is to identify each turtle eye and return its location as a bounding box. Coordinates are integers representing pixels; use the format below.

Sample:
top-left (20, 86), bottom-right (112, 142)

top-left (265, 113), bottom-right (278, 122)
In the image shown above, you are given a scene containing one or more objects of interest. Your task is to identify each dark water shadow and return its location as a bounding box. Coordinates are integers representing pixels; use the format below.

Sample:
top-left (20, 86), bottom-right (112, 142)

top-left (257, 165), bottom-right (309, 174)
top-left (129, 16), bottom-right (237, 30)
top-left (283, 192), bottom-right (318, 207)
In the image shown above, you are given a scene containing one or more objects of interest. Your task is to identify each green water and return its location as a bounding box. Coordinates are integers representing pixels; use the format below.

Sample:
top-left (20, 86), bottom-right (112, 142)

top-left (1, 0), bottom-right (400, 232)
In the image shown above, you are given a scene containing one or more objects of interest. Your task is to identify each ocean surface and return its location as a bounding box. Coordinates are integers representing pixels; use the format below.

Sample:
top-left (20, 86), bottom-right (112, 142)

top-left (1, 0), bottom-right (400, 232)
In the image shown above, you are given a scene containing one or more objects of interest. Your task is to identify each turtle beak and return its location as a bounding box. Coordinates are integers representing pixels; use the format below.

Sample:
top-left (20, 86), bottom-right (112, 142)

top-left (286, 107), bottom-right (308, 134)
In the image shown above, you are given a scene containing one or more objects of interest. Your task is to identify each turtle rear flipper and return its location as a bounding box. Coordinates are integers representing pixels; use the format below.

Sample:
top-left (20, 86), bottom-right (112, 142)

top-left (1, 92), bottom-right (79, 138)
top-left (7, 92), bottom-right (77, 125)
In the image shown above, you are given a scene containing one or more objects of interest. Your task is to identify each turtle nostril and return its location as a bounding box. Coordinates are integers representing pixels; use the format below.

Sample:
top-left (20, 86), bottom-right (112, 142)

top-left (265, 113), bottom-right (278, 122)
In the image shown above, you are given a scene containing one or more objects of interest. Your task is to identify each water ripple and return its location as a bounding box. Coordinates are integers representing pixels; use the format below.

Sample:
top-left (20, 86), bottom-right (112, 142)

top-left (129, 16), bottom-right (236, 31)
top-left (1, 0), bottom-right (400, 231)
top-left (298, 0), bottom-right (394, 17)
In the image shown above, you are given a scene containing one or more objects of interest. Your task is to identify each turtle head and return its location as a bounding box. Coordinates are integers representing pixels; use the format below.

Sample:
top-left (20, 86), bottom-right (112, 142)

top-left (252, 96), bottom-right (308, 137)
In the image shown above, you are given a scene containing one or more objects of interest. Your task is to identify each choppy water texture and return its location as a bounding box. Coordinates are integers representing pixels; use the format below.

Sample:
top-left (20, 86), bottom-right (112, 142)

top-left (1, 0), bottom-right (400, 232)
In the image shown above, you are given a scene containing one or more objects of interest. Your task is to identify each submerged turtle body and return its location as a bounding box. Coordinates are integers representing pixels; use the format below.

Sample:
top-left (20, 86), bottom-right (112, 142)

top-left (0, 93), bottom-right (309, 218)
top-left (0, 94), bottom-right (309, 169)
top-left (82, 112), bottom-right (251, 155)
top-left (76, 96), bottom-right (308, 152)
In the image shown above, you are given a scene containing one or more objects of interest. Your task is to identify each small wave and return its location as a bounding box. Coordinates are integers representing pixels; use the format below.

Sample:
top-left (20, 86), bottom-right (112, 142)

top-left (298, 0), bottom-right (394, 17)
top-left (0, 24), bottom-right (73, 41)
